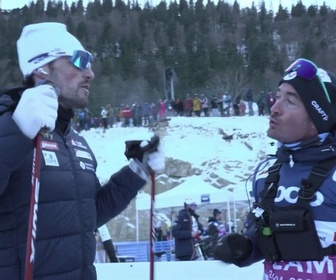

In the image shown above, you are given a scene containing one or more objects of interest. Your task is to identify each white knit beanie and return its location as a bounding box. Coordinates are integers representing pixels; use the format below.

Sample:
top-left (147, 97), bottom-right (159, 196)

top-left (17, 22), bottom-right (86, 77)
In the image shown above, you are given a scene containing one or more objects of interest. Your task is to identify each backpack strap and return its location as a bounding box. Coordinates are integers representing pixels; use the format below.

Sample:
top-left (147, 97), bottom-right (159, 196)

top-left (298, 157), bottom-right (336, 201)
top-left (297, 157), bottom-right (336, 257)
top-left (264, 161), bottom-right (281, 187)
top-left (259, 160), bottom-right (281, 205)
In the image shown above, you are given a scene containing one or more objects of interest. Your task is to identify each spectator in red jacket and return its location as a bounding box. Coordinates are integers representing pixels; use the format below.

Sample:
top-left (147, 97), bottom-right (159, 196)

top-left (121, 104), bottom-right (132, 127)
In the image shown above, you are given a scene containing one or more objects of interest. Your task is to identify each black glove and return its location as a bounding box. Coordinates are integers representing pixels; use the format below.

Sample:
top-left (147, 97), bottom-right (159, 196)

top-left (124, 135), bottom-right (160, 163)
top-left (213, 233), bottom-right (252, 266)
top-left (125, 135), bottom-right (164, 178)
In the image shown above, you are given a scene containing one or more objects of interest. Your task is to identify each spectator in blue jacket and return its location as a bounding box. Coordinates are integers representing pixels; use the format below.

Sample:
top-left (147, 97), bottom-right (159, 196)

top-left (214, 58), bottom-right (336, 280)
top-left (0, 22), bottom-right (165, 280)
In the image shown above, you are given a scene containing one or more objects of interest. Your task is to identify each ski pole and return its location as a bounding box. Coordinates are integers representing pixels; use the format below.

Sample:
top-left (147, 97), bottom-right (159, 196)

top-left (149, 170), bottom-right (156, 280)
top-left (24, 134), bottom-right (43, 280)
top-left (124, 135), bottom-right (160, 280)
top-left (24, 82), bottom-right (59, 280)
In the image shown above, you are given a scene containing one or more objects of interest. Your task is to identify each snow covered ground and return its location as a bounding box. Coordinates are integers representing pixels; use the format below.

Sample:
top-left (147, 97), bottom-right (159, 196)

top-left (79, 114), bottom-right (273, 279)
top-left (81, 115), bottom-right (275, 188)
top-left (95, 260), bottom-right (264, 280)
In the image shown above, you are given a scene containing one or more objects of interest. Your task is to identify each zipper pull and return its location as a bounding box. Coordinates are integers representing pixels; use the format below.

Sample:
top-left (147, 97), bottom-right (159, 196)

top-left (289, 154), bottom-right (294, 168)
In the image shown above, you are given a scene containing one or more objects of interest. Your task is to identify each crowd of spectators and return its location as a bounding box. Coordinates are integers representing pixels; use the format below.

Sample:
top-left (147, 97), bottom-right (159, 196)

top-left (73, 90), bottom-right (276, 132)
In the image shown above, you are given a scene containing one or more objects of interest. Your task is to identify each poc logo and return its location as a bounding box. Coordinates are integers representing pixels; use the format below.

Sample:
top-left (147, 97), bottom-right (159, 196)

top-left (274, 185), bottom-right (324, 207)
top-left (311, 101), bottom-right (328, 121)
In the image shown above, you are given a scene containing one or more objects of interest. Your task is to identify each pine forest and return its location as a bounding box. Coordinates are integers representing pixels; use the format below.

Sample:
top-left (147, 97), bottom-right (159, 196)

top-left (0, 0), bottom-right (336, 114)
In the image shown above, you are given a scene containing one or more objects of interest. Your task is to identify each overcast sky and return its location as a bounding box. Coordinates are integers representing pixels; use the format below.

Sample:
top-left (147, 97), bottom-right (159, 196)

top-left (2, 0), bottom-right (335, 11)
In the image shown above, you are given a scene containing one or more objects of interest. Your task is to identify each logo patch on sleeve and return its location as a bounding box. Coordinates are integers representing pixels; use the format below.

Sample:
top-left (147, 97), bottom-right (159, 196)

top-left (71, 139), bottom-right (88, 149)
top-left (75, 149), bottom-right (93, 160)
top-left (42, 151), bottom-right (59, 166)
top-left (41, 141), bottom-right (59, 150)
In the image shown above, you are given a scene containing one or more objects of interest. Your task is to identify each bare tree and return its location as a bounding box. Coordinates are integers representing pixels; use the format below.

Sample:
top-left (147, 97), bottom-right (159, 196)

top-left (207, 66), bottom-right (248, 100)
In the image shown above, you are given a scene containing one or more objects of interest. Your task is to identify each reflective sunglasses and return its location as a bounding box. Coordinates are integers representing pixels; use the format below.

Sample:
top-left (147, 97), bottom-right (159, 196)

top-left (28, 50), bottom-right (93, 71)
top-left (285, 58), bottom-right (331, 103)
top-left (70, 50), bottom-right (92, 71)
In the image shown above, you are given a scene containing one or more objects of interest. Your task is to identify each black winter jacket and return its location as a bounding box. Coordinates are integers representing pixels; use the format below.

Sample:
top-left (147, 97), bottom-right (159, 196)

top-left (172, 207), bottom-right (202, 260)
top-left (0, 88), bottom-right (146, 280)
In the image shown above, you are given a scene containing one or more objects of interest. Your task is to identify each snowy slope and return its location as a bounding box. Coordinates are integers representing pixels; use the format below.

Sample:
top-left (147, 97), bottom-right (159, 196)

top-left (81, 115), bottom-right (275, 190)
top-left (80, 115), bottom-right (272, 279)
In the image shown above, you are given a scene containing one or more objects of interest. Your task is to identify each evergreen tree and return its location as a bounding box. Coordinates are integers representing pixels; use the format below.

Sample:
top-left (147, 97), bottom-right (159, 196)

top-left (301, 39), bottom-right (315, 60)
top-left (244, 5), bottom-right (258, 40)
top-left (86, 0), bottom-right (104, 20)
top-left (76, 21), bottom-right (89, 42)
top-left (232, 0), bottom-right (240, 17)
top-left (70, 2), bottom-right (76, 14)
top-left (307, 5), bottom-right (318, 17)
top-left (102, 0), bottom-right (113, 14)
top-left (117, 37), bottom-right (137, 79)
top-left (131, 0), bottom-right (141, 11)
top-left (76, 0), bottom-right (85, 15)
top-left (259, 1), bottom-right (270, 35)
top-left (168, 1), bottom-right (179, 21)
top-left (144, 56), bottom-right (161, 91)
top-left (249, 40), bottom-right (269, 74)
top-left (63, 1), bottom-right (70, 16)
top-left (153, 1), bottom-right (168, 23)
top-left (101, 57), bottom-right (113, 76)
top-left (35, 0), bottom-right (45, 16)
top-left (275, 4), bottom-right (289, 21)
top-left (291, 1), bottom-right (306, 17)
top-left (115, 0), bottom-right (127, 12)
top-left (65, 16), bottom-right (74, 34)
top-left (46, 0), bottom-right (58, 18)
top-left (319, 4), bottom-right (328, 16)
top-left (218, 1), bottom-right (234, 30)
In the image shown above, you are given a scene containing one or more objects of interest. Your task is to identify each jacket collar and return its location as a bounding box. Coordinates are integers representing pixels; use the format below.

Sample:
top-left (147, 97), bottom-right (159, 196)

top-left (55, 106), bottom-right (74, 136)
top-left (276, 132), bottom-right (336, 165)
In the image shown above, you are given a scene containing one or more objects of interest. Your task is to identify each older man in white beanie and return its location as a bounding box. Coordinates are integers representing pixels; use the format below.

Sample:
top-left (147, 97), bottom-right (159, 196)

top-left (0, 22), bottom-right (165, 280)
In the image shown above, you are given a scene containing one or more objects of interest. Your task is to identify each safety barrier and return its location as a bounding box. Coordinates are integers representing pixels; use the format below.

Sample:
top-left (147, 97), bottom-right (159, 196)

top-left (109, 240), bottom-right (174, 262)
